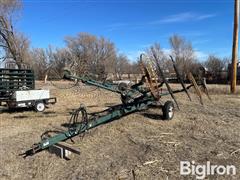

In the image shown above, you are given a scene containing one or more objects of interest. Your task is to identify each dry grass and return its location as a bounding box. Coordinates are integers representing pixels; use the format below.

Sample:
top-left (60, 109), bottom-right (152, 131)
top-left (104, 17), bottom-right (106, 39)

top-left (0, 81), bottom-right (240, 180)
top-left (206, 84), bottom-right (240, 95)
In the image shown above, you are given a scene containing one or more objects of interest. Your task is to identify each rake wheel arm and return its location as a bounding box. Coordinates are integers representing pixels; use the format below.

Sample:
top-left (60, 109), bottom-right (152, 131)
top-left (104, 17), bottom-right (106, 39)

top-left (169, 55), bottom-right (191, 101)
top-left (152, 53), bottom-right (180, 110)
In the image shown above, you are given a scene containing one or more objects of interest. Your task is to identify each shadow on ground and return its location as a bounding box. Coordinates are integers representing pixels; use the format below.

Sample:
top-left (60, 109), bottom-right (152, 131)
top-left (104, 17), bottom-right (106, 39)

top-left (140, 112), bottom-right (164, 120)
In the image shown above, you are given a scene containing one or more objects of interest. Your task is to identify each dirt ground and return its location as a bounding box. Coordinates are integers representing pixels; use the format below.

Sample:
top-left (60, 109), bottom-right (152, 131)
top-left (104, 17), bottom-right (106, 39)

top-left (0, 82), bottom-right (240, 180)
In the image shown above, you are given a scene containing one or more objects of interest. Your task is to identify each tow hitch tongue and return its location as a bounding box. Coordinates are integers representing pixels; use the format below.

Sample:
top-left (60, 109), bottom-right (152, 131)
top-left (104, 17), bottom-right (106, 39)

top-left (21, 54), bottom-right (210, 158)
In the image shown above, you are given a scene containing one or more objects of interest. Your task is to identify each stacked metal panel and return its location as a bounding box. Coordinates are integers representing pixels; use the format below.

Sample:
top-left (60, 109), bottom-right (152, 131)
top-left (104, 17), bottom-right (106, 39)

top-left (0, 68), bottom-right (35, 99)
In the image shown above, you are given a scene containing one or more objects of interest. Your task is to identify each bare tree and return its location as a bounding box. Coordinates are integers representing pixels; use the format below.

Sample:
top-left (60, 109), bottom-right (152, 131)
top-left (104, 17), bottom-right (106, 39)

top-left (28, 32), bottom-right (120, 81)
top-left (169, 35), bottom-right (197, 78)
top-left (147, 43), bottom-right (164, 58)
top-left (65, 33), bottom-right (116, 80)
top-left (49, 47), bottom-right (74, 79)
top-left (131, 61), bottom-right (141, 74)
top-left (204, 55), bottom-right (225, 78)
top-left (28, 46), bottom-right (74, 80)
top-left (222, 57), bottom-right (231, 70)
top-left (14, 32), bottom-right (31, 65)
top-left (144, 43), bottom-right (175, 80)
top-left (29, 48), bottom-right (48, 80)
top-left (114, 54), bottom-right (131, 80)
top-left (0, 0), bottom-right (22, 18)
top-left (0, 16), bottom-right (19, 65)
top-left (0, 0), bottom-right (30, 68)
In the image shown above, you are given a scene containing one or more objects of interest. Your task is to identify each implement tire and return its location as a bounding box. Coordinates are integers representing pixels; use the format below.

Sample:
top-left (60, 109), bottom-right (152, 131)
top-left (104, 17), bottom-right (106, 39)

top-left (162, 101), bottom-right (174, 120)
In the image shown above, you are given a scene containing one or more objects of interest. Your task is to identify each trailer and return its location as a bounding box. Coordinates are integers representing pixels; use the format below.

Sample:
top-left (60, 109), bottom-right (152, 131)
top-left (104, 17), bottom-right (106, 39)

top-left (0, 68), bottom-right (56, 112)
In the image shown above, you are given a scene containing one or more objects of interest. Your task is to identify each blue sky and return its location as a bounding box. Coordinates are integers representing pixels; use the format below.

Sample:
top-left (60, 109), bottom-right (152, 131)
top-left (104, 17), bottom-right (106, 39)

top-left (17, 0), bottom-right (237, 61)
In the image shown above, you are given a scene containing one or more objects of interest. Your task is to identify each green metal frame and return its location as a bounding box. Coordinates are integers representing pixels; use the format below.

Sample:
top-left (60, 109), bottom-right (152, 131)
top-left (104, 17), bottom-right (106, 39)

top-left (25, 96), bottom-right (156, 155)
top-left (22, 72), bottom-right (161, 156)
top-left (21, 55), bottom-right (201, 157)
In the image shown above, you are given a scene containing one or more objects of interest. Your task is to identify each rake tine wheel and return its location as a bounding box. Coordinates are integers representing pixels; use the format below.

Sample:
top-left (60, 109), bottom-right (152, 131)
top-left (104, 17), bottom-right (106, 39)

top-left (188, 72), bottom-right (203, 105)
top-left (169, 55), bottom-right (192, 101)
top-left (140, 54), bottom-right (160, 99)
top-left (152, 53), bottom-right (180, 110)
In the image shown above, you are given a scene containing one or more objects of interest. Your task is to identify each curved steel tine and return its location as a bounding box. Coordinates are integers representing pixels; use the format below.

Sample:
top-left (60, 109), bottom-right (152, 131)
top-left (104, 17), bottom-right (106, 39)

top-left (200, 78), bottom-right (212, 101)
top-left (169, 55), bottom-right (192, 101)
top-left (152, 53), bottom-right (180, 110)
top-left (188, 73), bottom-right (203, 105)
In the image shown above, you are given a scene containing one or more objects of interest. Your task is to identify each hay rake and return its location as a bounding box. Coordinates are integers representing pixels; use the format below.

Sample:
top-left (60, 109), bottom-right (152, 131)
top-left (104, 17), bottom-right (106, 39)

top-left (21, 54), bottom-right (210, 157)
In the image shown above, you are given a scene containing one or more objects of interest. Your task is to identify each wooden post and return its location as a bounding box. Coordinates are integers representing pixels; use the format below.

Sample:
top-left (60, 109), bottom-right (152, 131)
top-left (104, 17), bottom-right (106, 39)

top-left (231, 0), bottom-right (239, 93)
top-left (44, 74), bottom-right (48, 84)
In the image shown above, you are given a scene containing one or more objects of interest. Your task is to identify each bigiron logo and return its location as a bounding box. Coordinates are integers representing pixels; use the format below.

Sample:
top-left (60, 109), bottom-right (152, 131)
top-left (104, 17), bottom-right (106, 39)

top-left (180, 161), bottom-right (236, 179)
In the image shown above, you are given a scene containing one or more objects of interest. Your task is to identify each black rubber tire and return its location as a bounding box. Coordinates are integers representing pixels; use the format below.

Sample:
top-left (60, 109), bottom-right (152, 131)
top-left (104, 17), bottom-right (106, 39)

top-left (34, 101), bottom-right (45, 112)
top-left (162, 101), bottom-right (174, 120)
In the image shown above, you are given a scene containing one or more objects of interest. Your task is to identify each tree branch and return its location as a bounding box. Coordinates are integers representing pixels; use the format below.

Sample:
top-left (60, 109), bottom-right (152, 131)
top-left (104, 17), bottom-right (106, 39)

top-left (0, 44), bottom-right (8, 48)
